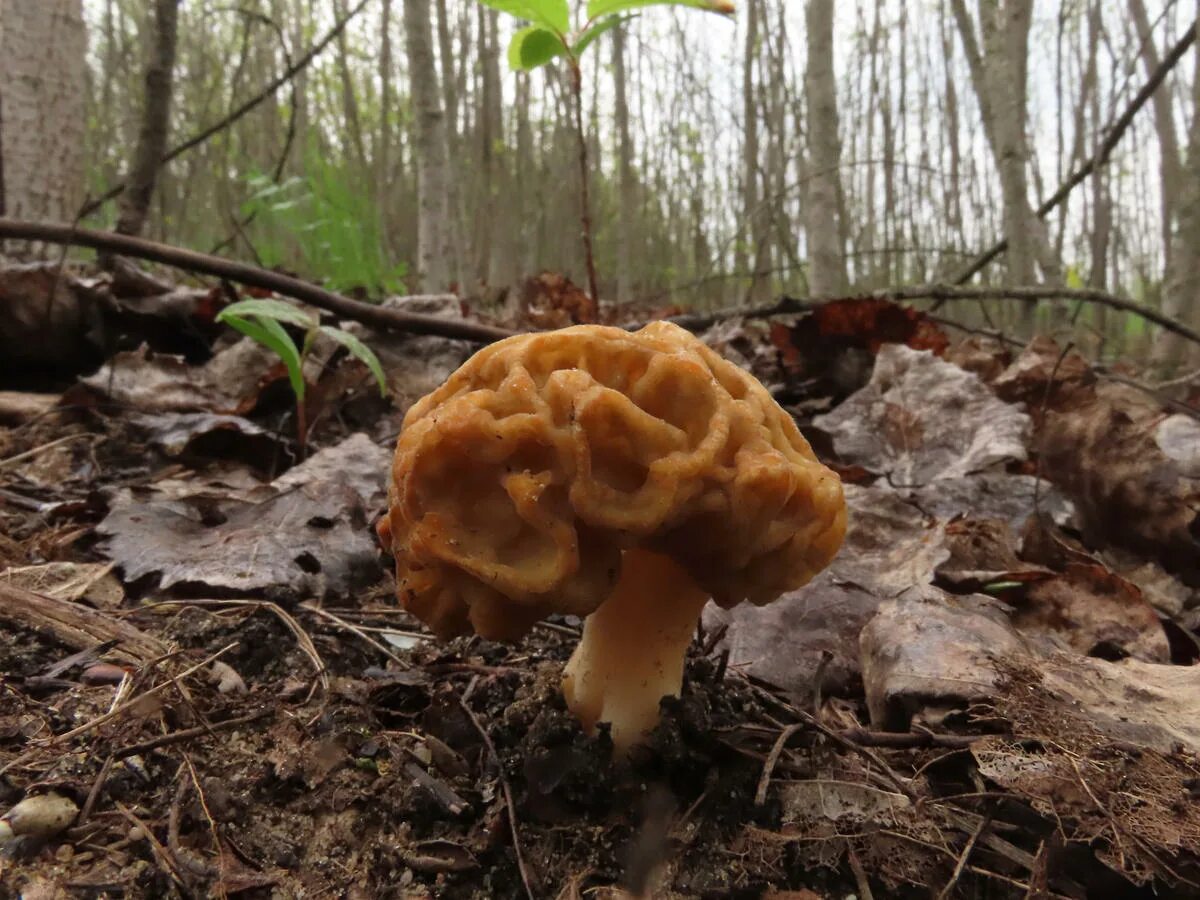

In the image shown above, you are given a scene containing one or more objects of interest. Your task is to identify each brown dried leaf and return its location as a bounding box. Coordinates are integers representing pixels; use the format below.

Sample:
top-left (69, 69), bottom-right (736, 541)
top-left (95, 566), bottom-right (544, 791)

top-left (1017, 563), bottom-right (1170, 663)
top-left (993, 340), bottom-right (1199, 582)
top-left (75, 340), bottom-right (279, 415)
top-left (705, 484), bottom-right (947, 699)
top-left (815, 344), bottom-right (1031, 486)
top-left (98, 481), bottom-right (375, 596)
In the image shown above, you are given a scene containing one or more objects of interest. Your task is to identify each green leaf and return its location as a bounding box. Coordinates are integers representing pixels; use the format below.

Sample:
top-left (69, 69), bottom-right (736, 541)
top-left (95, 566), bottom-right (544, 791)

top-left (572, 15), bottom-right (626, 58)
top-left (478, 0), bottom-right (569, 34)
top-left (221, 314), bottom-right (307, 402)
top-left (587, 0), bottom-right (733, 17)
top-left (319, 326), bottom-right (389, 397)
top-left (982, 580), bottom-right (1025, 594)
top-left (507, 25), bottom-right (566, 70)
top-left (217, 298), bottom-right (318, 330)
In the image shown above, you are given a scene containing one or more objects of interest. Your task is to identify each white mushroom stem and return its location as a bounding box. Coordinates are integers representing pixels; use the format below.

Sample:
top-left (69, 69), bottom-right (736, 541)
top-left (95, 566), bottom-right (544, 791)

top-left (561, 548), bottom-right (710, 755)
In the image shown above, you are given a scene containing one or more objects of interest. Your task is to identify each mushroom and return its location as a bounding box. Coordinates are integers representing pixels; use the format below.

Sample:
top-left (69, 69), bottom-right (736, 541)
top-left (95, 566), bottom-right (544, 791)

top-left (378, 321), bottom-right (846, 753)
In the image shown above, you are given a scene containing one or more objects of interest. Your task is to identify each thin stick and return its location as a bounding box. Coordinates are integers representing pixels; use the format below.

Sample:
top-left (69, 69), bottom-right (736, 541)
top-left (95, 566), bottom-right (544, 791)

top-left (115, 801), bottom-right (191, 892)
top-left (114, 709), bottom-right (274, 759)
top-left (78, 755), bottom-right (115, 825)
top-left (663, 284), bottom-right (1200, 346)
top-left (77, 0), bottom-right (373, 219)
top-left (147, 599), bottom-right (328, 694)
top-left (0, 219), bottom-right (515, 344)
top-left (0, 433), bottom-right (92, 471)
top-left (458, 695), bottom-right (535, 900)
top-left (938, 814), bottom-right (991, 899)
top-left (754, 723), bottom-right (804, 806)
top-left (951, 18), bottom-right (1198, 283)
top-left (301, 602), bottom-right (411, 668)
top-left (0, 642), bottom-right (238, 777)
top-left (167, 775), bottom-right (217, 878)
top-left (183, 754), bottom-right (226, 894)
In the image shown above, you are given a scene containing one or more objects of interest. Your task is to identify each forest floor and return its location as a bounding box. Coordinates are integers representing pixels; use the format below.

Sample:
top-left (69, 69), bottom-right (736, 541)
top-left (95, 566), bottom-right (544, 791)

top-left (1, 262), bottom-right (1199, 899)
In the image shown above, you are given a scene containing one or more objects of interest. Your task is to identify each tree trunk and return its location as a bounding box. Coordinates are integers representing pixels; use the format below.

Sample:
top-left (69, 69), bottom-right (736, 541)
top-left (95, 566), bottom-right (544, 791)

top-left (403, 0), bottom-right (455, 292)
top-left (115, 0), bottom-right (180, 238)
top-left (1155, 13), bottom-right (1200, 367)
top-left (613, 22), bottom-right (636, 305)
top-left (0, 0), bottom-right (87, 238)
top-left (378, 0), bottom-right (395, 255)
top-left (804, 0), bottom-right (850, 295)
top-left (739, 0), bottom-right (766, 302)
top-left (1128, 0), bottom-right (1183, 271)
top-left (950, 0), bottom-right (1060, 329)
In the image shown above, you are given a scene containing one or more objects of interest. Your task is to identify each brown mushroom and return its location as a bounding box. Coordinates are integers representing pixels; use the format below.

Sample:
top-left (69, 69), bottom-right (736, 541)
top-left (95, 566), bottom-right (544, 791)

top-left (378, 321), bottom-right (846, 753)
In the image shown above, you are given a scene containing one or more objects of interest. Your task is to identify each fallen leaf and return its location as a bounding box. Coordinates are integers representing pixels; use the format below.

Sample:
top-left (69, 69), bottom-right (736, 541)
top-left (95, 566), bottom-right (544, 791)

top-left (859, 592), bottom-right (1025, 731)
top-left (74, 340), bottom-right (277, 415)
top-left (992, 340), bottom-right (1199, 583)
top-left (0, 263), bottom-right (100, 370)
top-left (98, 478), bottom-right (376, 596)
top-left (814, 344), bottom-right (1030, 486)
top-left (272, 432), bottom-right (391, 510)
top-left (705, 484), bottom-right (948, 699)
top-left (904, 472), bottom-right (1075, 533)
top-left (1017, 563), bottom-right (1170, 663)
top-left (130, 411), bottom-right (285, 471)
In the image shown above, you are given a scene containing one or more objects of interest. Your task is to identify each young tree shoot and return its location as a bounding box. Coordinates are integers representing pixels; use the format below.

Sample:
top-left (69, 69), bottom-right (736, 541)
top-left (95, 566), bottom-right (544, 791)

top-left (477, 0), bottom-right (735, 306)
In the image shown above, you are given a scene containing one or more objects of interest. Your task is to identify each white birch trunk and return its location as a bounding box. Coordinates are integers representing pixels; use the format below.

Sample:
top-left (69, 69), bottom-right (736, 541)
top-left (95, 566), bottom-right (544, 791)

top-left (403, 0), bottom-right (455, 292)
top-left (804, 0), bottom-right (850, 296)
top-left (0, 0), bottom-right (86, 233)
top-left (1154, 13), bottom-right (1200, 367)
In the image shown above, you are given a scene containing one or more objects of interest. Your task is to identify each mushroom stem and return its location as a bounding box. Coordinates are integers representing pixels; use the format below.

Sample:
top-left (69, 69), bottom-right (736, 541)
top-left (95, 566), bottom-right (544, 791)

top-left (561, 548), bottom-right (710, 755)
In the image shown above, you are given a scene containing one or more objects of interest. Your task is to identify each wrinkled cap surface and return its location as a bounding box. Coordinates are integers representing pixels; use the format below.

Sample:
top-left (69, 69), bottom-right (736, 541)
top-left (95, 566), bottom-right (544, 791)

top-left (378, 321), bottom-right (847, 640)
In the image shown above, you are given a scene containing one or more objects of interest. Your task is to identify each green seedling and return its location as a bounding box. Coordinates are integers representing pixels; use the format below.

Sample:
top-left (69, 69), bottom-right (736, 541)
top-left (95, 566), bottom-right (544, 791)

top-left (479, 0), bottom-right (734, 305)
top-left (216, 298), bottom-right (388, 455)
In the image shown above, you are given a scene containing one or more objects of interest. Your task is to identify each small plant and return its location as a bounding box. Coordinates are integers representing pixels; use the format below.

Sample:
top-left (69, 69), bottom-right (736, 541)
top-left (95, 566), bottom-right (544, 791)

top-left (239, 145), bottom-right (409, 297)
top-left (479, 0), bottom-right (734, 305)
top-left (216, 298), bottom-right (388, 455)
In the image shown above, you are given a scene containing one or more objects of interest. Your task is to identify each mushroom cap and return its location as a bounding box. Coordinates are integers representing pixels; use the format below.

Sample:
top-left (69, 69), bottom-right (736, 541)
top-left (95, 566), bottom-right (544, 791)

top-left (378, 321), bottom-right (847, 641)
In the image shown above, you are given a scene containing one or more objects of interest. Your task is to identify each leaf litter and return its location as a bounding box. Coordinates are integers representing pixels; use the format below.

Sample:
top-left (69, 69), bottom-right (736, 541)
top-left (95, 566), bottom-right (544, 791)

top-left (2, 282), bottom-right (1200, 897)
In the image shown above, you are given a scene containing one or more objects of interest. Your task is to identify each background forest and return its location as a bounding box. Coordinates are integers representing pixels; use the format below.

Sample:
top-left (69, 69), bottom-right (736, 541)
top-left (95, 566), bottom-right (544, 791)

top-left (3, 0), bottom-right (1199, 363)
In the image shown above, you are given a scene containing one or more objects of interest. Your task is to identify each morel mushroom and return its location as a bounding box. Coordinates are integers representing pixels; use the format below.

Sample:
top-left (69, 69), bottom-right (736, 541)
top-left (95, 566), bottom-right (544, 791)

top-left (377, 321), bottom-right (846, 753)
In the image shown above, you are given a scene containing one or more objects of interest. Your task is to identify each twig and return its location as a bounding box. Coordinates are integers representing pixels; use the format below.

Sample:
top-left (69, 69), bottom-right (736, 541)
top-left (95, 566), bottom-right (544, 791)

top-left (114, 709), bottom-right (274, 759)
top-left (0, 433), bottom-right (93, 471)
top-left (147, 599), bottom-right (328, 695)
top-left (938, 814), bottom-right (991, 899)
top-left (115, 800), bottom-right (191, 893)
top-left (403, 760), bottom-right (470, 817)
top-left (301, 602), bottom-right (411, 668)
top-left (754, 723), bottom-right (804, 806)
top-left (182, 754), bottom-right (226, 895)
top-left (951, 18), bottom-right (1198, 283)
top-left (168, 774), bottom-right (218, 878)
top-left (0, 643), bottom-right (238, 777)
top-left (663, 283), bottom-right (1200, 346)
top-left (458, 695), bottom-right (535, 900)
top-left (0, 219), bottom-right (516, 344)
top-left (846, 846), bottom-right (875, 900)
top-left (78, 755), bottom-right (115, 825)
top-left (0, 581), bottom-right (167, 663)
top-left (77, 0), bottom-right (372, 219)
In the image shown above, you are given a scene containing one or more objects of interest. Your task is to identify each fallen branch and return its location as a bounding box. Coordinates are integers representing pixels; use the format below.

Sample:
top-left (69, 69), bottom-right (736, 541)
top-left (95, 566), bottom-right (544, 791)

top-left (78, 0), bottom-right (372, 219)
top-left (0, 581), bottom-right (167, 663)
top-left (952, 18), bottom-right (1198, 283)
top-left (664, 283), bottom-right (1200, 347)
top-left (114, 709), bottom-right (275, 760)
top-left (0, 219), bottom-right (516, 344)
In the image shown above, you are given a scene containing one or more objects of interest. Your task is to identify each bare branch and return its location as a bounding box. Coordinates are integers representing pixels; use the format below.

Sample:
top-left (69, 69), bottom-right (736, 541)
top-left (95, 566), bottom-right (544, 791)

top-left (0, 218), bottom-right (516, 344)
